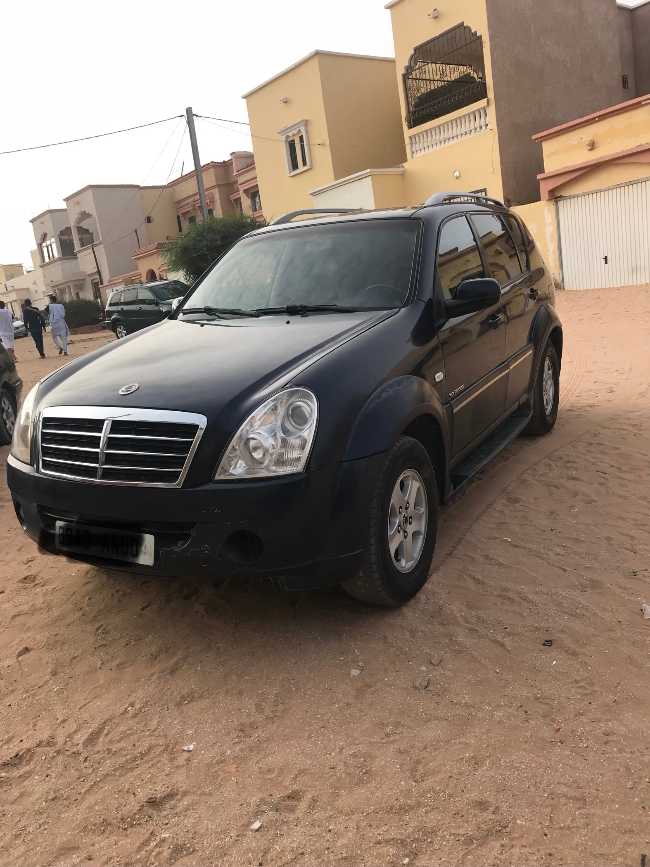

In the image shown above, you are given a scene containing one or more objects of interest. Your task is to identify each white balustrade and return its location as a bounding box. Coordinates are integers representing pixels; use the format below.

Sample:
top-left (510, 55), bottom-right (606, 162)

top-left (409, 105), bottom-right (489, 158)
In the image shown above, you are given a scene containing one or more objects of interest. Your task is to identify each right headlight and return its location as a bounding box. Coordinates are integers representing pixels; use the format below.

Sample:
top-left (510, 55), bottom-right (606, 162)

top-left (10, 384), bottom-right (39, 465)
top-left (216, 387), bottom-right (318, 480)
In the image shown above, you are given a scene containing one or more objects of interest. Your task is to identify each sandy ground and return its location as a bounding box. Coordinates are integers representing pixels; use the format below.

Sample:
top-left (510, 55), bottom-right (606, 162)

top-left (1, 291), bottom-right (649, 867)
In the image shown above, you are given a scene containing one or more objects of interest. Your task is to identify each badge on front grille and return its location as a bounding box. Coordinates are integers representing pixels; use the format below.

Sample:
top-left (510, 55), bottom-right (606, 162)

top-left (118, 383), bottom-right (140, 396)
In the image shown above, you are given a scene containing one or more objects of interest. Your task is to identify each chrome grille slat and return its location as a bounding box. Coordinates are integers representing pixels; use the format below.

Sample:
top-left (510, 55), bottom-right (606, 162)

top-left (39, 407), bottom-right (207, 488)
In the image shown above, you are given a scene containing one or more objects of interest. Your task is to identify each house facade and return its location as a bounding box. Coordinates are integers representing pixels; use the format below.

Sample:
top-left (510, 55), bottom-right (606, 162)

top-left (244, 51), bottom-right (407, 221)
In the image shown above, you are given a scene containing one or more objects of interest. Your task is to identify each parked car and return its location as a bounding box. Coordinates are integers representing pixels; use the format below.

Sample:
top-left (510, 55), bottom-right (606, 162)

top-left (13, 319), bottom-right (27, 338)
top-left (0, 343), bottom-right (22, 445)
top-left (7, 194), bottom-right (562, 607)
top-left (105, 280), bottom-right (187, 338)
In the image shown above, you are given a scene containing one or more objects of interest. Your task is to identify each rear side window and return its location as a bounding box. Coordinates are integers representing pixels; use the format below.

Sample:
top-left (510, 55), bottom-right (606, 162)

top-left (108, 291), bottom-right (122, 307)
top-left (472, 213), bottom-right (523, 286)
top-left (503, 215), bottom-right (529, 271)
top-left (436, 216), bottom-right (484, 301)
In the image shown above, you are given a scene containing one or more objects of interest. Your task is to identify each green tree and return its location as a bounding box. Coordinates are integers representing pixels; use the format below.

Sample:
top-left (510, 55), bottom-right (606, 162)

top-left (163, 215), bottom-right (260, 283)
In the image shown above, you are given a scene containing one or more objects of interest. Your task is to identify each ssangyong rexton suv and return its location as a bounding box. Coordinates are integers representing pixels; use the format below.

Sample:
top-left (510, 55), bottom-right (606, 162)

top-left (7, 193), bottom-right (562, 607)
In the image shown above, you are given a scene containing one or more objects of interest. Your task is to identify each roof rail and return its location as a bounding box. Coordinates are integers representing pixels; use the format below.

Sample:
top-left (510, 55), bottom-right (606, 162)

top-left (271, 207), bottom-right (363, 225)
top-left (424, 192), bottom-right (506, 209)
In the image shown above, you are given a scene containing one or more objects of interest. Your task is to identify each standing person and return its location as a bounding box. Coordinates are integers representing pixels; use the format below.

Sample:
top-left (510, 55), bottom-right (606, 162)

top-left (0, 301), bottom-right (16, 362)
top-left (48, 294), bottom-right (69, 356)
top-left (22, 299), bottom-right (46, 359)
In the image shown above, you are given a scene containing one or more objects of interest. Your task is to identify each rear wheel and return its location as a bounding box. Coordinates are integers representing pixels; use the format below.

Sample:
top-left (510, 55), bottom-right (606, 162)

top-left (114, 322), bottom-right (127, 339)
top-left (525, 342), bottom-right (560, 436)
top-left (343, 436), bottom-right (438, 607)
top-left (0, 389), bottom-right (17, 445)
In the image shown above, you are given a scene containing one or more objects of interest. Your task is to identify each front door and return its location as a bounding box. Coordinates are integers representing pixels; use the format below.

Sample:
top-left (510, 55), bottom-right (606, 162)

top-left (435, 215), bottom-right (508, 458)
top-left (136, 286), bottom-right (162, 328)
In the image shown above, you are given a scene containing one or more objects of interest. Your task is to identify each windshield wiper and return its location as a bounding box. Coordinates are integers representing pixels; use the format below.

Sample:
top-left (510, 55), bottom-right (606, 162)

top-left (180, 306), bottom-right (260, 318)
top-left (252, 304), bottom-right (365, 316)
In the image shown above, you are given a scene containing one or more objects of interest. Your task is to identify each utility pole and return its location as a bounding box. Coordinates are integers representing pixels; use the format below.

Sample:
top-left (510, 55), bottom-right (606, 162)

top-left (185, 106), bottom-right (208, 222)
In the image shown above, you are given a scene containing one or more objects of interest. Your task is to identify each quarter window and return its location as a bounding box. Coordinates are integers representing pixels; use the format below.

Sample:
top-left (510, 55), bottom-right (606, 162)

top-left (436, 216), bottom-right (484, 301)
top-left (472, 213), bottom-right (523, 286)
top-left (503, 215), bottom-right (529, 271)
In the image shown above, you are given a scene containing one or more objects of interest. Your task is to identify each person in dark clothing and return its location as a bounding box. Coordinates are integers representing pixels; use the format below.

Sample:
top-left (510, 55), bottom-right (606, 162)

top-left (22, 299), bottom-right (46, 358)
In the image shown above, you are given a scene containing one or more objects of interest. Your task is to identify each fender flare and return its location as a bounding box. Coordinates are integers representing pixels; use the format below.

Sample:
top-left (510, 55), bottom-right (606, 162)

top-left (344, 375), bottom-right (450, 466)
top-left (529, 304), bottom-right (563, 382)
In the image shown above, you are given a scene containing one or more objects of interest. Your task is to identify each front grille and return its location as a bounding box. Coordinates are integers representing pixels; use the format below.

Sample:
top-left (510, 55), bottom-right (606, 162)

top-left (39, 407), bottom-right (207, 487)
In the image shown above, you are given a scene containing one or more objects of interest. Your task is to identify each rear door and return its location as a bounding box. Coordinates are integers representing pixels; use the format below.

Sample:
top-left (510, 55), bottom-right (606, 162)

top-left (119, 288), bottom-right (138, 332)
top-left (470, 212), bottom-right (535, 409)
top-left (436, 215), bottom-right (508, 458)
top-left (136, 287), bottom-right (162, 328)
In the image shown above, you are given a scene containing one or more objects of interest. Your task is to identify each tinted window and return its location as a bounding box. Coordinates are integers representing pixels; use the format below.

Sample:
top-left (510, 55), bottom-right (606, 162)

top-left (504, 215), bottom-right (530, 270)
top-left (472, 213), bottom-right (523, 285)
top-left (436, 216), bottom-right (484, 301)
top-left (186, 221), bottom-right (420, 311)
top-left (121, 288), bottom-right (138, 304)
top-left (137, 287), bottom-right (156, 304)
top-left (149, 283), bottom-right (183, 301)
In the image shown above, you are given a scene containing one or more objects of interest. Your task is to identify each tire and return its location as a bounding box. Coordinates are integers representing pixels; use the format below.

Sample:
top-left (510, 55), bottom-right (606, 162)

top-left (114, 322), bottom-right (127, 339)
top-left (343, 436), bottom-right (438, 607)
top-left (525, 342), bottom-right (560, 436)
top-left (0, 389), bottom-right (17, 446)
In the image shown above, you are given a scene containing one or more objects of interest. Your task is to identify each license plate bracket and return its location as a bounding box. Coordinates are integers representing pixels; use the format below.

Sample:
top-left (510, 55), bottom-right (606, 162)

top-left (54, 521), bottom-right (155, 566)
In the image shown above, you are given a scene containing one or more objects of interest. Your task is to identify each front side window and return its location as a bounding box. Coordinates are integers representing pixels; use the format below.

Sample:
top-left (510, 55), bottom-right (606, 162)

top-left (472, 213), bottom-right (523, 286)
top-left (184, 220), bottom-right (420, 313)
top-left (121, 288), bottom-right (138, 305)
top-left (150, 283), bottom-right (183, 301)
top-left (137, 287), bottom-right (156, 304)
top-left (436, 216), bottom-right (484, 301)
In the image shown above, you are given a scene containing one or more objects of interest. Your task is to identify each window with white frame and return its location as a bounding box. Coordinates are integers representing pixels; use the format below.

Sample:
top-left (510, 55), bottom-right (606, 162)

top-left (280, 120), bottom-right (311, 176)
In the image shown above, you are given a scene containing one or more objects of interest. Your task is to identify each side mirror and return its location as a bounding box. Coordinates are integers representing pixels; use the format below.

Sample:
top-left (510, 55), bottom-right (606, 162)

top-left (171, 297), bottom-right (183, 312)
top-left (445, 278), bottom-right (501, 318)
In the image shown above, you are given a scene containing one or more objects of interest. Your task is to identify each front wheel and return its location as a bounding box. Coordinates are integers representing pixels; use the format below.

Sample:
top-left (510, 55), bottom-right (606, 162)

top-left (525, 342), bottom-right (560, 436)
top-left (0, 389), bottom-right (17, 445)
top-left (114, 322), bottom-right (127, 339)
top-left (343, 436), bottom-right (438, 607)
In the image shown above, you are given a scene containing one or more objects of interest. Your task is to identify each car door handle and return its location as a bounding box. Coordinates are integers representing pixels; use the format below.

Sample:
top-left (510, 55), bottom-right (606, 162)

top-left (488, 313), bottom-right (505, 328)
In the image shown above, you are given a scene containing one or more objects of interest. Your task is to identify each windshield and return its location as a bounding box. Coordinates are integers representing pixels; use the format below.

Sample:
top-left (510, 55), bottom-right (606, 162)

top-left (150, 284), bottom-right (184, 301)
top-left (182, 220), bottom-right (420, 313)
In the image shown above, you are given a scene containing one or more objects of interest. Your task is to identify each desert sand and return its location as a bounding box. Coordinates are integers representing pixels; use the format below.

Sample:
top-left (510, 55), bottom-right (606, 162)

top-left (1, 288), bottom-right (649, 867)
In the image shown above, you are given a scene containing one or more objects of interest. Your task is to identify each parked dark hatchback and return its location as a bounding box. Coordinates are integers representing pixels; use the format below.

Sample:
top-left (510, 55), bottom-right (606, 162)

top-left (8, 194), bottom-right (562, 606)
top-left (106, 280), bottom-right (187, 338)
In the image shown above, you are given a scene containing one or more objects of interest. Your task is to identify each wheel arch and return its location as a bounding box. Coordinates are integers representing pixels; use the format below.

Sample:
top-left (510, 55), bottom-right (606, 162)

top-left (343, 375), bottom-right (450, 500)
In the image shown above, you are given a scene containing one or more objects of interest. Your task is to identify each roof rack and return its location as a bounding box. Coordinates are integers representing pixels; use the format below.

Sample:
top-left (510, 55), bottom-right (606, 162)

top-left (271, 208), bottom-right (363, 225)
top-left (424, 192), bottom-right (506, 209)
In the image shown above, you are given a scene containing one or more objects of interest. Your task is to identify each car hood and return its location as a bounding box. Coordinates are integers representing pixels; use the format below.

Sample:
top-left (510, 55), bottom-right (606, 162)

top-left (40, 311), bottom-right (394, 417)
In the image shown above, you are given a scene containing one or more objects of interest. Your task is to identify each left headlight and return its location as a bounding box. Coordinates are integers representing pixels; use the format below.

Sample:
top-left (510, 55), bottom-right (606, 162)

top-left (216, 388), bottom-right (318, 480)
top-left (10, 384), bottom-right (39, 465)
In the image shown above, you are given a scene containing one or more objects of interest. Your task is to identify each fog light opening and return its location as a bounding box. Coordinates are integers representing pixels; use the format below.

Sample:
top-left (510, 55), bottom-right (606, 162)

top-left (222, 530), bottom-right (264, 565)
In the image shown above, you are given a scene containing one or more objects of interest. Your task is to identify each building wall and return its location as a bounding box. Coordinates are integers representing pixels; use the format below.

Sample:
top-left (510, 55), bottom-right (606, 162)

top-left (311, 174), bottom-right (377, 210)
top-left (632, 3), bottom-right (650, 95)
top-left (0, 264), bottom-right (24, 283)
top-left (245, 54), bottom-right (335, 221)
top-left (618, 7), bottom-right (638, 96)
top-left (139, 187), bottom-right (178, 242)
top-left (487, 0), bottom-right (634, 206)
top-left (388, 0), bottom-right (505, 204)
top-left (511, 200), bottom-right (561, 286)
top-left (540, 99), bottom-right (650, 174)
top-left (318, 54), bottom-right (406, 180)
top-left (87, 187), bottom-right (146, 281)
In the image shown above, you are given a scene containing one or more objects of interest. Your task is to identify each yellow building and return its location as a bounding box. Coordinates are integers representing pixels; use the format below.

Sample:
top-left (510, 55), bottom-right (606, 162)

top-left (533, 94), bottom-right (650, 289)
top-left (243, 50), bottom-right (407, 221)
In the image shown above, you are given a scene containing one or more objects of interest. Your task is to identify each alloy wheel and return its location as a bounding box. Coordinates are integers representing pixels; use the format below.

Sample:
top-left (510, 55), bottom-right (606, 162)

top-left (387, 469), bottom-right (428, 573)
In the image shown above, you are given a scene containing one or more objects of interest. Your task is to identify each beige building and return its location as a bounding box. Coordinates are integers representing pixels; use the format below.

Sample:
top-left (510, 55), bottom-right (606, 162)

top-left (243, 50), bottom-right (407, 221)
top-left (131, 153), bottom-right (264, 284)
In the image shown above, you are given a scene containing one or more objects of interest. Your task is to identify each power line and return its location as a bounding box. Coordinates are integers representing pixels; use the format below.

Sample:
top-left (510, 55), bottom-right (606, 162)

top-left (0, 114), bottom-right (184, 157)
top-left (194, 113), bottom-right (250, 126)
top-left (196, 114), bottom-right (327, 147)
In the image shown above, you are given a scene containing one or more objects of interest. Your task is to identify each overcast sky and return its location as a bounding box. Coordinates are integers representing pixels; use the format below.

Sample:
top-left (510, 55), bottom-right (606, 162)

top-left (1, 0), bottom-right (395, 268)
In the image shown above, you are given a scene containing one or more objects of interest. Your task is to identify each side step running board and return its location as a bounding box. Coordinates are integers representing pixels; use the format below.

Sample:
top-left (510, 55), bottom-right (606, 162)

top-left (448, 410), bottom-right (532, 500)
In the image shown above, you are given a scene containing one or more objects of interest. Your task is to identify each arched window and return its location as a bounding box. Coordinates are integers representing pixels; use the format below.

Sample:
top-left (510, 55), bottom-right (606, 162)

top-left (75, 210), bottom-right (97, 248)
top-left (39, 232), bottom-right (58, 263)
top-left (145, 269), bottom-right (157, 282)
top-left (403, 23), bottom-right (487, 129)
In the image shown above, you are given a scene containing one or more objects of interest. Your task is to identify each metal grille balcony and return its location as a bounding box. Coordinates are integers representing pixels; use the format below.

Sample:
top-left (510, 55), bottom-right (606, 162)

top-left (403, 23), bottom-right (487, 130)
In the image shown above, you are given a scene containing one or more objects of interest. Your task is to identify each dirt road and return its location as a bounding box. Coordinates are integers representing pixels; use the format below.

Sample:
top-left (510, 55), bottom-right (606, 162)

top-left (1, 291), bottom-right (649, 867)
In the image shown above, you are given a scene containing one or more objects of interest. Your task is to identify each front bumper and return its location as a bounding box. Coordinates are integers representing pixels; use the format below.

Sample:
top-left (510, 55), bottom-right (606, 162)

top-left (7, 453), bottom-right (382, 589)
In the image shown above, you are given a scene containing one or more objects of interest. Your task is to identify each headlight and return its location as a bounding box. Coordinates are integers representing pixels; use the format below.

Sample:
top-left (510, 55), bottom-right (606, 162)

top-left (10, 384), bottom-right (39, 465)
top-left (216, 388), bottom-right (318, 480)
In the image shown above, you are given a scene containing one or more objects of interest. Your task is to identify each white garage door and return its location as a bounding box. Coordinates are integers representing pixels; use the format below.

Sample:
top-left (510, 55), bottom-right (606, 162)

top-left (558, 178), bottom-right (650, 290)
